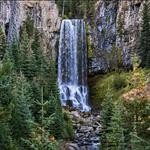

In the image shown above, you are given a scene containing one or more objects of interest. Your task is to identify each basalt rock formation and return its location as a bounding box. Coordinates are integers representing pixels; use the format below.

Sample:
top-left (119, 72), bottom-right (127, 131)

top-left (0, 0), bottom-right (60, 58)
top-left (0, 0), bottom-right (145, 74)
top-left (88, 0), bottom-right (144, 74)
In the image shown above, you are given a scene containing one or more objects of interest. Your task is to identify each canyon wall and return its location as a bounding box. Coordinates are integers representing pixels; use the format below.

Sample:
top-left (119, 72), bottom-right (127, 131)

top-left (0, 0), bottom-right (145, 74)
top-left (88, 0), bottom-right (144, 74)
top-left (0, 0), bottom-right (61, 58)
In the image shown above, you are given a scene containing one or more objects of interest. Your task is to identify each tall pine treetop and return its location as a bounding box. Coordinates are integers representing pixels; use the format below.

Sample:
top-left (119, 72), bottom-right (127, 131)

top-left (139, 0), bottom-right (150, 68)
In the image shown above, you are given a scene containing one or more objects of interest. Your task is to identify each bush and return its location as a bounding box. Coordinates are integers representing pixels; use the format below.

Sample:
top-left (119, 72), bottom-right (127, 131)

top-left (62, 112), bottom-right (74, 140)
top-left (113, 75), bottom-right (127, 90)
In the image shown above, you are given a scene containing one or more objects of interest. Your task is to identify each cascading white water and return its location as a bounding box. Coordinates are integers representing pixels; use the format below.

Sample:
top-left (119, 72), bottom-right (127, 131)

top-left (58, 19), bottom-right (90, 112)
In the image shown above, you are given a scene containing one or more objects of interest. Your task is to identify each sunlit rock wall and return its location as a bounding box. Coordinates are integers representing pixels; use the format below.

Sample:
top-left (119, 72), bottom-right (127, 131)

top-left (0, 0), bottom-right (61, 58)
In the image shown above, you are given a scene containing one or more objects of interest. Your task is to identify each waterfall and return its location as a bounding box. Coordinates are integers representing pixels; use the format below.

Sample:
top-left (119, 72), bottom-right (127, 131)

top-left (58, 19), bottom-right (90, 112)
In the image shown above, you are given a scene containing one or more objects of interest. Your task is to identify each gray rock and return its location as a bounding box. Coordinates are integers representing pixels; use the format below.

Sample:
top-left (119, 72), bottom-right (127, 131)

top-left (0, 0), bottom-right (60, 58)
top-left (88, 0), bottom-right (144, 74)
top-left (65, 143), bottom-right (80, 150)
top-left (79, 126), bottom-right (93, 133)
top-left (89, 57), bottom-right (109, 74)
top-left (66, 109), bottom-right (101, 150)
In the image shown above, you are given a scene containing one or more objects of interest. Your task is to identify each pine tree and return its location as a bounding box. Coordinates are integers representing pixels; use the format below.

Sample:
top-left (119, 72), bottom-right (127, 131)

top-left (0, 107), bottom-right (18, 150)
top-left (0, 27), bottom-right (6, 61)
top-left (10, 42), bottom-right (20, 72)
top-left (25, 16), bottom-right (34, 37)
top-left (106, 100), bottom-right (125, 150)
top-left (21, 87), bottom-right (59, 150)
top-left (46, 60), bottom-right (63, 138)
top-left (48, 94), bottom-right (63, 138)
top-left (146, 51), bottom-right (150, 68)
top-left (11, 73), bottom-right (33, 141)
top-left (31, 29), bottom-right (44, 78)
top-left (139, 0), bottom-right (150, 68)
top-left (100, 87), bottom-right (113, 148)
top-left (19, 24), bottom-right (35, 80)
top-left (0, 60), bottom-right (17, 150)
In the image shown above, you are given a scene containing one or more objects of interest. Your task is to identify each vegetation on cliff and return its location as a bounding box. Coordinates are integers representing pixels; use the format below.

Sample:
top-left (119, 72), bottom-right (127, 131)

top-left (56, 0), bottom-right (96, 19)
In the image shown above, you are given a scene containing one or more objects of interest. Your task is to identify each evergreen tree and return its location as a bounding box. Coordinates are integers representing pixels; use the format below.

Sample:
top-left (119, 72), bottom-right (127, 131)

top-left (0, 60), bottom-right (17, 150)
top-left (0, 27), bottom-right (6, 61)
top-left (0, 60), bottom-right (13, 106)
top-left (19, 24), bottom-right (35, 80)
top-left (139, 0), bottom-right (150, 68)
top-left (46, 60), bottom-right (63, 138)
top-left (48, 94), bottom-right (63, 138)
top-left (11, 73), bottom-right (33, 142)
top-left (146, 51), bottom-right (150, 68)
top-left (106, 100), bottom-right (125, 150)
top-left (100, 88), bottom-right (113, 148)
top-left (0, 107), bottom-right (18, 150)
top-left (21, 87), bottom-right (59, 150)
top-left (56, 0), bottom-right (96, 18)
top-left (31, 29), bottom-right (44, 78)
top-left (25, 16), bottom-right (34, 37)
top-left (10, 42), bottom-right (20, 72)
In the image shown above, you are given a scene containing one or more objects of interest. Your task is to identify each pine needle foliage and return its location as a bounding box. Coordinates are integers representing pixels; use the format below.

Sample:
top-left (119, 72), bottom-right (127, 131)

top-left (11, 74), bottom-right (33, 141)
top-left (0, 27), bottom-right (6, 61)
top-left (139, 0), bottom-right (150, 68)
top-left (100, 87), bottom-right (113, 149)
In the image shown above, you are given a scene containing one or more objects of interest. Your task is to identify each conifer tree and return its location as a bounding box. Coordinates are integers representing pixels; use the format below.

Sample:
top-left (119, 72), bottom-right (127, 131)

top-left (139, 0), bottom-right (150, 68)
top-left (0, 107), bottom-right (18, 150)
top-left (100, 88), bottom-right (113, 148)
top-left (0, 60), bottom-right (13, 106)
top-left (0, 60), bottom-right (17, 150)
top-left (25, 16), bottom-right (34, 37)
top-left (18, 87), bottom-right (59, 150)
top-left (0, 27), bottom-right (6, 61)
top-left (106, 100), bottom-right (125, 150)
top-left (31, 29), bottom-right (44, 77)
top-left (10, 42), bottom-right (20, 72)
top-left (11, 73), bottom-right (33, 141)
top-left (146, 51), bottom-right (150, 68)
top-left (19, 24), bottom-right (35, 80)
top-left (46, 60), bottom-right (63, 138)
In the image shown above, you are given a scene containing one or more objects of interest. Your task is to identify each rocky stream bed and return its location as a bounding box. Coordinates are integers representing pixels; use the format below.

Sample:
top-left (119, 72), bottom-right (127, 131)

top-left (61, 110), bottom-right (101, 150)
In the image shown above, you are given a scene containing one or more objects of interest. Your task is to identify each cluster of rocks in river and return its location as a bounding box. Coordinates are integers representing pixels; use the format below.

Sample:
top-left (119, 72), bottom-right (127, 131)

top-left (62, 109), bottom-right (101, 150)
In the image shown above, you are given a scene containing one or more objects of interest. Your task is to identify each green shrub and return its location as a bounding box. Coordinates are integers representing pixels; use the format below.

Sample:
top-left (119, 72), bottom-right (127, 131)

top-left (62, 112), bottom-right (74, 140)
top-left (112, 75), bottom-right (127, 90)
top-left (89, 72), bottom-right (131, 110)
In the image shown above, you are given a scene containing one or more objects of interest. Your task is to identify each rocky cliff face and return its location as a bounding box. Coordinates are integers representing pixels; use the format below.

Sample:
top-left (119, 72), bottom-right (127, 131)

top-left (88, 0), bottom-right (144, 74)
top-left (0, 0), bottom-right (61, 58)
top-left (0, 0), bottom-right (145, 74)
